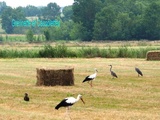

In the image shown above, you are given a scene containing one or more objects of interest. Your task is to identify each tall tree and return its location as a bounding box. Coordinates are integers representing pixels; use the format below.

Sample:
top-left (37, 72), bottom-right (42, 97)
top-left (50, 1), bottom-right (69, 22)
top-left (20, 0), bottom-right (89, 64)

top-left (24, 5), bottom-right (41, 17)
top-left (41, 2), bottom-right (61, 20)
top-left (0, 1), bottom-right (7, 15)
top-left (62, 5), bottom-right (73, 21)
top-left (1, 7), bottom-right (26, 33)
top-left (72, 0), bottom-right (102, 41)
top-left (93, 6), bottom-right (117, 40)
top-left (143, 2), bottom-right (160, 40)
top-left (93, 0), bottom-right (150, 40)
top-left (1, 7), bottom-right (14, 33)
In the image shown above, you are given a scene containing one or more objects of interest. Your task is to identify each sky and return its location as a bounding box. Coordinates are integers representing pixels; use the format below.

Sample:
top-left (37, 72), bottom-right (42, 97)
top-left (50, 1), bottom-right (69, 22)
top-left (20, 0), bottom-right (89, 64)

top-left (3, 0), bottom-right (74, 8)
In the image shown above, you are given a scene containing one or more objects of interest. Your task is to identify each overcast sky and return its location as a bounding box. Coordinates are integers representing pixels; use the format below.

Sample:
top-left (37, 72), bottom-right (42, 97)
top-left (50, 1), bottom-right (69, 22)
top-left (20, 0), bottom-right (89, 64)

top-left (3, 0), bottom-right (74, 8)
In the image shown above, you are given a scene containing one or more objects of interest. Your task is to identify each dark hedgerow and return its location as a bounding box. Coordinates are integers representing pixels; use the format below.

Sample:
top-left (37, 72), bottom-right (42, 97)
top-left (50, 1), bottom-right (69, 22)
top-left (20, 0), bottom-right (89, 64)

top-left (0, 45), bottom-right (160, 58)
top-left (38, 44), bottom-right (78, 58)
top-left (0, 49), bottom-right (39, 58)
top-left (39, 45), bottom-right (54, 58)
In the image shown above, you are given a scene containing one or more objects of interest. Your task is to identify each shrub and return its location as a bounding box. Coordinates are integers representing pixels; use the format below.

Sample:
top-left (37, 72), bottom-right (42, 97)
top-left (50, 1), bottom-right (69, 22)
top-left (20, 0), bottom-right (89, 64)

top-left (1, 44), bottom-right (160, 58)
top-left (0, 35), bottom-right (3, 42)
top-left (118, 46), bottom-right (128, 57)
top-left (78, 47), bottom-right (101, 58)
top-left (0, 49), bottom-right (39, 58)
top-left (39, 45), bottom-right (54, 58)
top-left (26, 30), bottom-right (34, 42)
top-left (44, 29), bottom-right (51, 41)
top-left (39, 44), bottom-right (71, 58)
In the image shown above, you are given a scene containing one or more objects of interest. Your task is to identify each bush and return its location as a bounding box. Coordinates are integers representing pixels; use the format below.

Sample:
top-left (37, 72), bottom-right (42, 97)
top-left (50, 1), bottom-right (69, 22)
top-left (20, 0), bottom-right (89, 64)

top-left (0, 49), bottom-right (38, 58)
top-left (1, 44), bottom-right (160, 58)
top-left (39, 45), bottom-right (54, 58)
top-left (26, 30), bottom-right (34, 42)
top-left (0, 35), bottom-right (3, 42)
top-left (44, 29), bottom-right (51, 41)
top-left (78, 47), bottom-right (100, 58)
top-left (39, 44), bottom-right (73, 58)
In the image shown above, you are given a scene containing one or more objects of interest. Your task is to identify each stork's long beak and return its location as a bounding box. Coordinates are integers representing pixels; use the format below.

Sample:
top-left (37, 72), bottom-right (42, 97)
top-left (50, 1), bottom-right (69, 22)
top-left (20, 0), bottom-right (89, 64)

top-left (80, 97), bottom-right (85, 104)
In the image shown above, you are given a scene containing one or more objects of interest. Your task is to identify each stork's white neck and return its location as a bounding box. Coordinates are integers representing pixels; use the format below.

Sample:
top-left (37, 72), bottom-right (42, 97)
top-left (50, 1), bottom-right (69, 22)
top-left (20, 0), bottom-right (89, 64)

top-left (94, 69), bottom-right (97, 74)
top-left (76, 95), bottom-right (81, 102)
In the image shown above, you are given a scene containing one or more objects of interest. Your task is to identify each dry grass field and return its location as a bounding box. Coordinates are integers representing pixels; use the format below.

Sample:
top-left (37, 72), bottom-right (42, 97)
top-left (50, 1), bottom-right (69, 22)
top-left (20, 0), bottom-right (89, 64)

top-left (0, 58), bottom-right (160, 120)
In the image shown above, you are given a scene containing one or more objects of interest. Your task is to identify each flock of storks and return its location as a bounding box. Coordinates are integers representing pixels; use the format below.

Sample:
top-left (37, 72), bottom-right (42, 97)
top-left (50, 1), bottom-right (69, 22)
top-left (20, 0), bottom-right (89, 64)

top-left (82, 65), bottom-right (143, 87)
top-left (24, 65), bottom-right (143, 119)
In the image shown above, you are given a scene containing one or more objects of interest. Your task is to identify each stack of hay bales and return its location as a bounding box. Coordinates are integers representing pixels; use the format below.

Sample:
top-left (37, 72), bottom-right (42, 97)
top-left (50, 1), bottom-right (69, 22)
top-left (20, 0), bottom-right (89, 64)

top-left (146, 51), bottom-right (160, 60)
top-left (36, 67), bottom-right (74, 86)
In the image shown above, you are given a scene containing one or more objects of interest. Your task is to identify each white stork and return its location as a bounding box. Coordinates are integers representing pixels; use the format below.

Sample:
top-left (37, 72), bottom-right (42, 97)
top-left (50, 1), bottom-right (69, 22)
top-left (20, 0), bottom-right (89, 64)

top-left (82, 68), bottom-right (98, 87)
top-left (55, 94), bottom-right (85, 119)
top-left (135, 67), bottom-right (143, 77)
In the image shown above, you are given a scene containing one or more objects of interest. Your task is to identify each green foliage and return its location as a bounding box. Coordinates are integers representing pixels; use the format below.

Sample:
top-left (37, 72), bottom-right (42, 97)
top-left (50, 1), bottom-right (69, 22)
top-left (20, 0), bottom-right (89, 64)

top-left (39, 44), bottom-right (77, 58)
top-left (72, 0), bottom-right (160, 40)
top-left (48, 21), bottom-right (73, 40)
top-left (1, 6), bottom-right (26, 34)
top-left (26, 29), bottom-right (34, 42)
top-left (24, 5), bottom-right (41, 17)
top-left (93, 6), bottom-right (117, 40)
top-left (1, 0), bottom-right (160, 40)
top-left (0, 44), bottom-right (160, 58)
top-left (0, 35), bottom-right (3, 42)
top-left (1, 7), bottom-right (14, 34)
top-left (142, 2), bottom-right (160, 40)
top-left (0, 1), bottom-right (7, 15)
top-left (43, 29), bottom-right (51, 41)
top-left (36, 35), bottom-right (42, 42)
top-left (117, 46), bottom-right (128, 58)
top-left (72, 0), bottom-right (102, 40)
top-left (0, 49), bottom-right (38, 58)
top-left (78, 47), bottom-right (101, 57)
top-left (62, 5), bottom-right (73, 21)
top-left (39, 45), bottom-right (54, 57)
top-left (40, 2), bottom-right (61, 20)
top-left (69, 23), bottom-right (82, 40)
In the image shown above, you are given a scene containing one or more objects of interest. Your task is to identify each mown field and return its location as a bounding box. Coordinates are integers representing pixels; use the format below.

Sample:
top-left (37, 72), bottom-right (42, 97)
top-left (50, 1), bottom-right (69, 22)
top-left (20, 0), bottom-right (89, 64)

top-left (0, 58), bottom-right (160, 120)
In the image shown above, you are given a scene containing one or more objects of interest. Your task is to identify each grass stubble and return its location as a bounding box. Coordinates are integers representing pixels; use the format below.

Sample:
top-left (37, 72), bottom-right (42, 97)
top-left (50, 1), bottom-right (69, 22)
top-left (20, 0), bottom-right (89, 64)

top-left (0, 58), bottom-right (160, 120)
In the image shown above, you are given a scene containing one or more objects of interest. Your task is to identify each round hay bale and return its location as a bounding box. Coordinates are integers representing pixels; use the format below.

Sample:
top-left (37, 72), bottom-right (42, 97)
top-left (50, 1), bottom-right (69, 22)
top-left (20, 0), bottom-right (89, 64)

top-left (146, 51), bottom-right (160, 60)
top-left (36, 67), bottom-right (74, 86)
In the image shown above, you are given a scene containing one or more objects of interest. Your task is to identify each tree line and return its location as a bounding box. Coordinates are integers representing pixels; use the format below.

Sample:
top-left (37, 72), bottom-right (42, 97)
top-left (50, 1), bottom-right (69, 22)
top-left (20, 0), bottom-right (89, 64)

top-left (0, 0), bottom-right (160, 41)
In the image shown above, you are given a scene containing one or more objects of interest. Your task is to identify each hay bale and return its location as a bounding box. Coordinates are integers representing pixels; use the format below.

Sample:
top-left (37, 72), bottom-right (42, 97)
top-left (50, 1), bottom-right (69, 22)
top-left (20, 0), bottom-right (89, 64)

top-left (146, 51), bottom-right (160, 60)
top-left (36, 67), bottom-right (74, 86)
